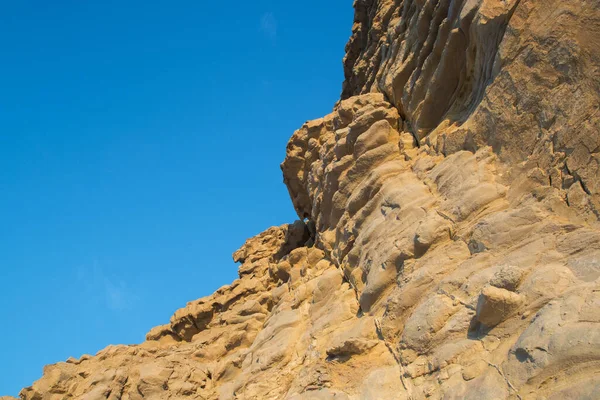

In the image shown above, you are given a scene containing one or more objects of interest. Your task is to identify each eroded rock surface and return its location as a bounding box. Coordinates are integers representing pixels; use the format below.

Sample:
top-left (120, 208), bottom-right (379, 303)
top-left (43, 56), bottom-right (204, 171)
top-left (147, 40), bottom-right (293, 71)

top-left (11, 0), bottom-right (600, 399)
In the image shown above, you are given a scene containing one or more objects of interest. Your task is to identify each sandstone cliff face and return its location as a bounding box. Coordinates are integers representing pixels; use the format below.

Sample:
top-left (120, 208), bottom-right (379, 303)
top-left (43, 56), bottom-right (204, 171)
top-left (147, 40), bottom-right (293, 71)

top-left (341, 0), bottom-right (600, 216)
top-left (11, 1), bottom-right (600, 399)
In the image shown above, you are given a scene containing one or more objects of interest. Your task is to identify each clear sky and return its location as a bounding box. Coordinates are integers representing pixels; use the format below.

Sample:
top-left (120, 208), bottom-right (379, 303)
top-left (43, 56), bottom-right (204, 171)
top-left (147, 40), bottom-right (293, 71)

top-left (0, 1), bottom-right (353, 396)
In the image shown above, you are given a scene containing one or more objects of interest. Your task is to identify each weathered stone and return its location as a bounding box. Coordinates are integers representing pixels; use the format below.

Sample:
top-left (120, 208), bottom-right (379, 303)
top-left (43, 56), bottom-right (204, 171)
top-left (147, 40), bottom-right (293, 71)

top-left (476, 285), bottom-right (524, 327)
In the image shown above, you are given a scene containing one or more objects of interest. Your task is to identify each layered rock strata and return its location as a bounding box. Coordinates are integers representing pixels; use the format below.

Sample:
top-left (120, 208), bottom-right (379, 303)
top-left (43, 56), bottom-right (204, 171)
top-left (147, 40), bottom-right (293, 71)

top-left (9, 0), bottom-right (600, 399)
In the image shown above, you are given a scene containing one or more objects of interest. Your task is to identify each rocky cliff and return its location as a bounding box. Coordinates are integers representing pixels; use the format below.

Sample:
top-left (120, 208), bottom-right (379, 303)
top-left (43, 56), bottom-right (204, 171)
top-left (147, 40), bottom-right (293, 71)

top-left (9, 1), bottom-right (600, 399)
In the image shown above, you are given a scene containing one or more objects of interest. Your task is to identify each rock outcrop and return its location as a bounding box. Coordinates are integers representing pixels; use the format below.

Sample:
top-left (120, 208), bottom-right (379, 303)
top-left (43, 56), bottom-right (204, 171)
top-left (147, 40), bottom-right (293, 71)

top-left (9, 1), bottom-right (600, 399)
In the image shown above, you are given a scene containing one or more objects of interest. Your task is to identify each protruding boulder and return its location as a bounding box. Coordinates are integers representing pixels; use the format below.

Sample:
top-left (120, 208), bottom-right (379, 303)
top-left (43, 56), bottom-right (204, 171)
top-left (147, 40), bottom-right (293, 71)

top-left (476, 285), bottom-right (524, 327)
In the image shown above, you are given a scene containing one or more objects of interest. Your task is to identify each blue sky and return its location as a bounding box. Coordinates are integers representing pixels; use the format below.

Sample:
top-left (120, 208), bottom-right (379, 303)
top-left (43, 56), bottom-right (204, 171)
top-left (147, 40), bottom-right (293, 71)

top-left (0, 1), bottom-right (352, 396)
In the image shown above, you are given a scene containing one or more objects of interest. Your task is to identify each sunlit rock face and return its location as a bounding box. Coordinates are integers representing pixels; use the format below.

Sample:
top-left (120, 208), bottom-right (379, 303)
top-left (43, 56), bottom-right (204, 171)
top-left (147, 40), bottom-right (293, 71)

top-left (12, 1), bottom-right (600, 399)
top-left (342, 0), bottom-right (600, 215)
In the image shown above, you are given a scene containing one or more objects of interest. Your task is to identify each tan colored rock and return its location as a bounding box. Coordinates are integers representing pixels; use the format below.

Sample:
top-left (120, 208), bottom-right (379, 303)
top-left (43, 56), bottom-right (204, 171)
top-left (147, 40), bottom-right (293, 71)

top-left (475, 285), bottom-right (524, 327)
top-left (9, 1), bottom-right (600, 399)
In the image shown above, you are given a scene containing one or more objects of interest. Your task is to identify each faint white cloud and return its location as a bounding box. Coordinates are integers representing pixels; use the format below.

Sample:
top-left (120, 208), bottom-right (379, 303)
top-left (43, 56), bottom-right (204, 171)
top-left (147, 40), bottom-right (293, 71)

top-left (76, 260), bottom-right (138, 312)
top-left (260, 12), bottom-right (277, 41)
top-left (104, 277), bottom-right (132, 311)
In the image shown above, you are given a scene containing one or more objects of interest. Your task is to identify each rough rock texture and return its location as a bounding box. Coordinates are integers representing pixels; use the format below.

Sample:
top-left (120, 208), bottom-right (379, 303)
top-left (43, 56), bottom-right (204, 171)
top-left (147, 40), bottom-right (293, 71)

top-left (341, 0), bottom-right (600, 217)
top-left (10, 0), bottom-right (600, 399)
